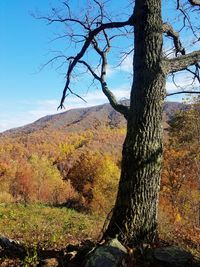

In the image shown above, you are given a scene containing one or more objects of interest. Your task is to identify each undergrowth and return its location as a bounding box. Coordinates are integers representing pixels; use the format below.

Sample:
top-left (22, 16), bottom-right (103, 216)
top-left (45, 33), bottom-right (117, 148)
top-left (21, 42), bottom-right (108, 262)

top-left (0, 203), bottom-right (104, 249)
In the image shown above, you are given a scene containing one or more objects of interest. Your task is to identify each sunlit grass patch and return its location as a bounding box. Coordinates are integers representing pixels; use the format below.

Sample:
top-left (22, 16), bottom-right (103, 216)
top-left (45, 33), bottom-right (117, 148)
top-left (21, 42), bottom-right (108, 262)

top-left (0, 203), bottom-right (104, 249)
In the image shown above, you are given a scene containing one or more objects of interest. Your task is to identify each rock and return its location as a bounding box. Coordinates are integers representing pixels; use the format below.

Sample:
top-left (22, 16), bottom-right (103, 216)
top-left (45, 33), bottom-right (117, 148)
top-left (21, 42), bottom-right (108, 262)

top-left (0, 235), bottom-right (26, 257)
top-left (154, 246), bottom-right (192, 267)
top-left (65, 239), bottom-right (96, 265)
top-left (85, 238), bottom-right (128, 267)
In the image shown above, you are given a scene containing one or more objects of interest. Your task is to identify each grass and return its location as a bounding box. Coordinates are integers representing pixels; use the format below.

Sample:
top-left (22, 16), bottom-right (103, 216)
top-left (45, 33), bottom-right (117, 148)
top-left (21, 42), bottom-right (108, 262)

top-left (0, 203), bottom-right (199, 266)
top-left (0, 203), bottom-right (104, 249)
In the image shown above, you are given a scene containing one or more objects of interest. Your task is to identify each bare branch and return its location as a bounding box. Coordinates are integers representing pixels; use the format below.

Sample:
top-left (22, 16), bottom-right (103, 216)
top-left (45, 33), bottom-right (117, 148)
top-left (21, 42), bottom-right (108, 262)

top-left (167, 50), bottom-right (200, 73)
top-left (92, 38), bottom-right (104, 58)
top-left (38, 16), bottom-right (90, 30)
top-left (171, 72), bottom-right (184, 90)
top-left (63, 2), bottom-right (72, 19)
top-left (57, 86), bottom-right (87, 110)
top-left (102, 83), bottom-right (129, 118)
top-left (38, 55), bottom-right (68, 72)
top-left (59, 15), bottom-right (134, 109)
top-left (167, 90), bottom-right (200, 97)
top-left (163, 23), bottom-right (185, 56)
top-left (67, 57), bottom-right (101, 81)
top-left (103, 30), bottom-right (111, 52)
top-left (186, 64), bottom-right (200, 83)
top-left (93, 0), bottom-right (104, 23)
top-left (176, 0), bottom-right (199, 40)
top-left (90, 35), bottom-right (129, 117)
top-left (68, 88), bottom-right (87, 103)
top-left (99, 44), bottom-right (129, 117)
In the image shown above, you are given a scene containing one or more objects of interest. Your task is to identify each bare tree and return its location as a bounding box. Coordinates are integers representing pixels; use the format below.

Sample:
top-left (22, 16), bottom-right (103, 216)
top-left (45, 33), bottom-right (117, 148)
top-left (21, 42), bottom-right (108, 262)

top-left (39, 0), bottom-right (200, 245)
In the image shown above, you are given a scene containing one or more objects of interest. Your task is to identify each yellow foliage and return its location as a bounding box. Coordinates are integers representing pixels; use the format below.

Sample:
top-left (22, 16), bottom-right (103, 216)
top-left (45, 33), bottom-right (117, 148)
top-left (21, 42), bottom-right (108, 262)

top-left (91, 155), bottom-right (120, 213)
top-left (175, 213), bottom-right (182, 223)
top-left (67, 150), bottom-right (120, 213)
top-left (29, 154), bottom-right (75, 204)
top-left (0, 192), bottom-right (14, 203)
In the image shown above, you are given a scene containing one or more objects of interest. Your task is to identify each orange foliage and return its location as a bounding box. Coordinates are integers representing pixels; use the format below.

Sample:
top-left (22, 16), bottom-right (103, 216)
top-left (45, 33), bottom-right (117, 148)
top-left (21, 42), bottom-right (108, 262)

top-left (66, 150), bottom-right (119, 213)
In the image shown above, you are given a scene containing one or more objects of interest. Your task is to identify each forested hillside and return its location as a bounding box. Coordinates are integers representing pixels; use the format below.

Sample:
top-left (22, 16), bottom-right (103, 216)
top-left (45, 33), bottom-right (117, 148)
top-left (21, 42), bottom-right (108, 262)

top-left (1, 101), bottom-right (184, 137)
top-left (0, 100), bottom-right (199, 263)
top-left (0, 101), bottom-right (184, 207)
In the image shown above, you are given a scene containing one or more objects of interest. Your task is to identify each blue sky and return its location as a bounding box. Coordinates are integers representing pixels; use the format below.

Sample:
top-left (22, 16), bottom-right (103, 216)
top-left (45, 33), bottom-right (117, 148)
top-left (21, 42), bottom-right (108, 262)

top-left (0, 0), bottom-right (198, 132)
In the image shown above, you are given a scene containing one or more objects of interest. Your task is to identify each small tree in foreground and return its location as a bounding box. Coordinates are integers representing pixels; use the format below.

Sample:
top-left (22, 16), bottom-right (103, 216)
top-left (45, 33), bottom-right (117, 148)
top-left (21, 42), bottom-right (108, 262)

top-left (39, 0), bottom-right (200, 245)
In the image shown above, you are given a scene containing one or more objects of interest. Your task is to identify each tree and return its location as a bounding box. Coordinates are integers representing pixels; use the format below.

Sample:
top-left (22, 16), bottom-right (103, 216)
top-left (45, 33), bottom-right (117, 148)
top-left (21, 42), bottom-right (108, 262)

top-left (167, 97), bottom-right (200, 227)
top-left (66, 150), bottom-right (119, 213)
top-left (39, 0), bottom-right (200, 245)
top-left (161, 147), bottom-right (195, 223)
top-left (169, 96), bottom-right (200, 146)
top-left (29, 154), bottom-right (72, 204)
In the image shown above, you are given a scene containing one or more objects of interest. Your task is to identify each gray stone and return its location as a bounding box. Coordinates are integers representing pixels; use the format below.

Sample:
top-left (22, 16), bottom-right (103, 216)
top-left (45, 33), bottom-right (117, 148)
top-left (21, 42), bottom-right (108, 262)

top-left (0, 235), bottom-right (26, 255)
top-left (85, 238), bottom-right (127, 267)
top-left (154, 246), bottom-right (192, 267)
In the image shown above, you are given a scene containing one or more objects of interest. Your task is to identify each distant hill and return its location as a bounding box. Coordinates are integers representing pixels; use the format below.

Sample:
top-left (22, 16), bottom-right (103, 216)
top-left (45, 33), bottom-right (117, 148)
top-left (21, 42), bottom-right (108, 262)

top-left (0, 101), bottom-right (185, 138)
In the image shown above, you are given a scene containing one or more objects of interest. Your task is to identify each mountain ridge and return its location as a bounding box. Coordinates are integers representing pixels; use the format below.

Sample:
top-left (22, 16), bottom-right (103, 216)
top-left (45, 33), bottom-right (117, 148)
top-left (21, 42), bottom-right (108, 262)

top-left (0, 101), bottom-right (185, 137)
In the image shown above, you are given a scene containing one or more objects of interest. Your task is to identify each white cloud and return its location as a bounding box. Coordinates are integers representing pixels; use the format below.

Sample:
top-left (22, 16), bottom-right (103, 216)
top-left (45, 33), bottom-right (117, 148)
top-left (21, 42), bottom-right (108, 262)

top-left (28, 99), bottom-right (60, 117)
top-left (0, 99), bottom-right (62, 133)
top-left (36, 99), bottom-right (58, 106)
top-left (95, 63), bottom-right (116, 78)
top-left (0, 115), bottom-right (37, 133)
top-left (64, 86), bottom-right (130, 107)
top-left (166, 72), bottom-right (199, 94)
top-left (95, 55), bottom-right (133, 76)
top-left (0, 120), bottom-right (12, 132)
top-left (4, 70), bottom-right (199, 133)
top-left (118, 54), bottom-right (133, 73)
top-left (113, 86), bottom-right (130, 99)
top-left (2, 71), bottom-right (198, 133)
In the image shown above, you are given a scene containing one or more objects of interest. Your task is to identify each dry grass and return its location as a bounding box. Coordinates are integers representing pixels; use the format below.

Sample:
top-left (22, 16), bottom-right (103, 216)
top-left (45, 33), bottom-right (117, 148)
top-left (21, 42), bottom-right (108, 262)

top-left (0, 203), bottom-right (104, 249)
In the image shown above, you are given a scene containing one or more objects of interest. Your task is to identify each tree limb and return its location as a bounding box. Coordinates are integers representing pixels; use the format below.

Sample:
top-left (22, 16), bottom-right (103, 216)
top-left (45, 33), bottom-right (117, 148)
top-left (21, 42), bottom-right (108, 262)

top-left (77, 60), bottom-right (101, 81)
top-left (167, 50), bottom-right (200, 73)
top-left (176, 0), bottom-right (200, 40)
top-left (91, 34), bottom-right (130, 117)
top-left (101, 48), bottom-right (129, 118)
top-left (68, 88), bottom-right (87, 103)
top-left (186, 64), bottom-right (200, 83)
top-left (167, 90), bottom-right (200, 96)
top-left (163, 23), bottom-right (185, 56)
top-left (96, 32), bottom-right (129, 118)
top-left (58, 15), bottom-right (134, 109)
top-left (38, 16), bottom-right (90, 30)
top-left (101, 83), bottom-right (129, 118)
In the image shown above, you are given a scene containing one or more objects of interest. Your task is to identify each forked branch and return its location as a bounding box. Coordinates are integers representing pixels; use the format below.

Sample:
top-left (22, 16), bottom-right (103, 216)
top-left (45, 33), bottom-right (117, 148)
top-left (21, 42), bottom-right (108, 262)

top-left (186, 64), bottom-right (200, 83)
top-left (176, 0), bottom-right (200, 40)
top-left (163, 23), bottom-right (185, 56)
top-left (57, 14), bottom-right (134, 118)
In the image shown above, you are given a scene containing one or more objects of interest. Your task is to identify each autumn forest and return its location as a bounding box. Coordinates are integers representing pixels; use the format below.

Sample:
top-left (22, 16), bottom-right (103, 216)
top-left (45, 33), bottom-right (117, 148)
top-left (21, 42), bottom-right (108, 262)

top-left (0, 98), bottom-right (200, 263)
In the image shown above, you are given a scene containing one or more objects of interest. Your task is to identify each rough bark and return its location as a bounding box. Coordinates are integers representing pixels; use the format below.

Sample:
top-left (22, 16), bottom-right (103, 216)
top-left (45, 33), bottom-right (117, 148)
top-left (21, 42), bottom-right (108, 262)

top-left (104, 0), bottom-right (165, 245)
top-left (167, 51), bottom-right (200, 73)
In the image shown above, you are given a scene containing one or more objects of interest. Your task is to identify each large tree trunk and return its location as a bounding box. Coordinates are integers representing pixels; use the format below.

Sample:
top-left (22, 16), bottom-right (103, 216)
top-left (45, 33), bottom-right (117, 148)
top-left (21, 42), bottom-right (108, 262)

top-left (104, 0), bottom-right (166, 245)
